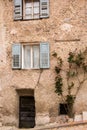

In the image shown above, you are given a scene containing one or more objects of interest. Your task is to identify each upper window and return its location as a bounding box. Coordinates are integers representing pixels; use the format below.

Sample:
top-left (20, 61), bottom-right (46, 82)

top-left (14, 0), bottom-right (49, 20)
top-left (12, 42), bottom-right (50, 69)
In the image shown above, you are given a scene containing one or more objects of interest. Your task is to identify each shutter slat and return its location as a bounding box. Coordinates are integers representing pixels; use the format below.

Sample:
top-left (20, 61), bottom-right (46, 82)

top-left (14, 0), bottom-right (22, 20)
top-left (40, 43), bottom-right (49, 68)
top-left (12, 43), bottom-right (21, 69)
top-left (40, 0), bottom-right (49, 18)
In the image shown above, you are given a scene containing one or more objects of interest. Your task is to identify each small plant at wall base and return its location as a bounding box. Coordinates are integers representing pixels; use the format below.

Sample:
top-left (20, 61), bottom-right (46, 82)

top-left (52, 48), bottom-right (87, 117)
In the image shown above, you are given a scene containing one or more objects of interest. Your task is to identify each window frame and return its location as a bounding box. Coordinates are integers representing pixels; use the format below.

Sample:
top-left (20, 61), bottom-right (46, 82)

top-left (22, 44), bottom-right (40, 69)
top-left (23, 0), bottom-right (40, 20)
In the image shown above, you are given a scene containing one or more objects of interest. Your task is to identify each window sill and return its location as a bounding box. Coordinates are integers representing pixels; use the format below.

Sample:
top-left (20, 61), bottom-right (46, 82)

top-left (22, 68), bottom-right (40, 70)
top-left (13, 17), bottom-right (49, 21)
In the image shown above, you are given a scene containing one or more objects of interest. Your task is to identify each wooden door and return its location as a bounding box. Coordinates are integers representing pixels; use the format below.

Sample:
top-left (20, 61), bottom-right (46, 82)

top-left (19, 96), bottom-right (35, 128)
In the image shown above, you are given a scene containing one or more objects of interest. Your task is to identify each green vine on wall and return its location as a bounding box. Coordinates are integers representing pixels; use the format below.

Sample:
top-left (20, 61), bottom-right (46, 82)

top-left (52, 48), bottom-right (87, 117)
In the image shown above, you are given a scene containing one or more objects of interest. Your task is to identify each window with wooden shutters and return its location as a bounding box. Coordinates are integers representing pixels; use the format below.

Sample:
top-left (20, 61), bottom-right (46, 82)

top-left (14, 0), bottom-right (49, 20)
top-left (12, 43), bottom-right (49, 69)
top-left (12, 44), bottom-right (22, 69)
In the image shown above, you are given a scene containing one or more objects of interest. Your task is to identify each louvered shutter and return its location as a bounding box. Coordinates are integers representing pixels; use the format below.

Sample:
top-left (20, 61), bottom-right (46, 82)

top-left (12, 43), bottom-right (22, 69)
top-left (40, 43), bottom-right (50, 68)
top-left (14, 0), bottom-right (22, 20)
top-left (40, 0), bottom-right (49, 18)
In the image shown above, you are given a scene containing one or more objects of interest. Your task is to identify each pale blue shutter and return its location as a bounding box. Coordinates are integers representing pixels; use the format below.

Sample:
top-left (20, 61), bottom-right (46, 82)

top-left (14, 0), bottom-right (22, 20)
top-left (12, 43), bottom-right (22, 69)
top-left (40, 43), bottom-right (50, 68)
top-left (40, 0), bottom-right (49, 18)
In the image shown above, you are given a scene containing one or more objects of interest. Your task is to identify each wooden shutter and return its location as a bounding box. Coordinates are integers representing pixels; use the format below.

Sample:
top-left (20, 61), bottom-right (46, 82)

top-left (40, 0), bottom-right (49, 18)
top-left (14, 0), bottom-right (22, 20)
top-left (12, 43), bottom-right (22, 69)
top-left (40, 43), bottom-right (49, 68)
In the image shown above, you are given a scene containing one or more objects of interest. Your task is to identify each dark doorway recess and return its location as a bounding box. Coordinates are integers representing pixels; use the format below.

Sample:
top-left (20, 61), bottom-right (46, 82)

top-left (59, 103), bottom-right (68, 115)
top-left (19, 96), bottom-right (35, 128)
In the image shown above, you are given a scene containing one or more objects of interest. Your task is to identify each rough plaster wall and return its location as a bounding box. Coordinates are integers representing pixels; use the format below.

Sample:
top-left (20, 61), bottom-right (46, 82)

top-left (0, 0), bottom-right (87, 127)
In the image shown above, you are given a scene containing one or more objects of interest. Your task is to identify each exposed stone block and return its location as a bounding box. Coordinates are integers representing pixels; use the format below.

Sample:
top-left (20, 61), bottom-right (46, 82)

top-left (83, 111), bottom-right (87, 121)
top-left (36, 113), bottom-right (50, 126)
top-left (74, 114), bottom-right (82, 122)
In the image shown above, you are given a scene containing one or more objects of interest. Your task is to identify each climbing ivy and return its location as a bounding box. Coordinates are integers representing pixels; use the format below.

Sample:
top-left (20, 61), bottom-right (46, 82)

top-left (52, 48), bottom-right (87, 117)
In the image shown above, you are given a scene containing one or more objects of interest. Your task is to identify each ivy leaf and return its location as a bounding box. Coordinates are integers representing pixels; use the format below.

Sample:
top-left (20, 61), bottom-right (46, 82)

top-left (52, 52), bottom-right (57, 57)
top-left (57, 57), bottom-right (63, 67)
top-left (68, 52), bottom-right (75, 63)
top-left (68, 82), bottom-right (74, 90)
top-left (67, 71), bottom-right (77, 77)
top-left (83, 64), bottom-right (87, 72)
top-left (75, 52), bottom-right (84, 66)
top-left (55, 76), bottom-right (63, 95)
top-left (55, 66), bottom-right (61, 74)
top-left (66, 95), bottom-right (75, 104)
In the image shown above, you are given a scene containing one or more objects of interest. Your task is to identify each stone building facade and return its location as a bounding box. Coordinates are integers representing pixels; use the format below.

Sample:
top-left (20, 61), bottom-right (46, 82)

top-left (0, 0), bottom-right (87, 129)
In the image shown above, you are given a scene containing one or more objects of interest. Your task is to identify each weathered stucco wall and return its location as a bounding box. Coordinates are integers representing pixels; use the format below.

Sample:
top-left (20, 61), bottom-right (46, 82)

top-left (0, 0), bottom-right (87, 128)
